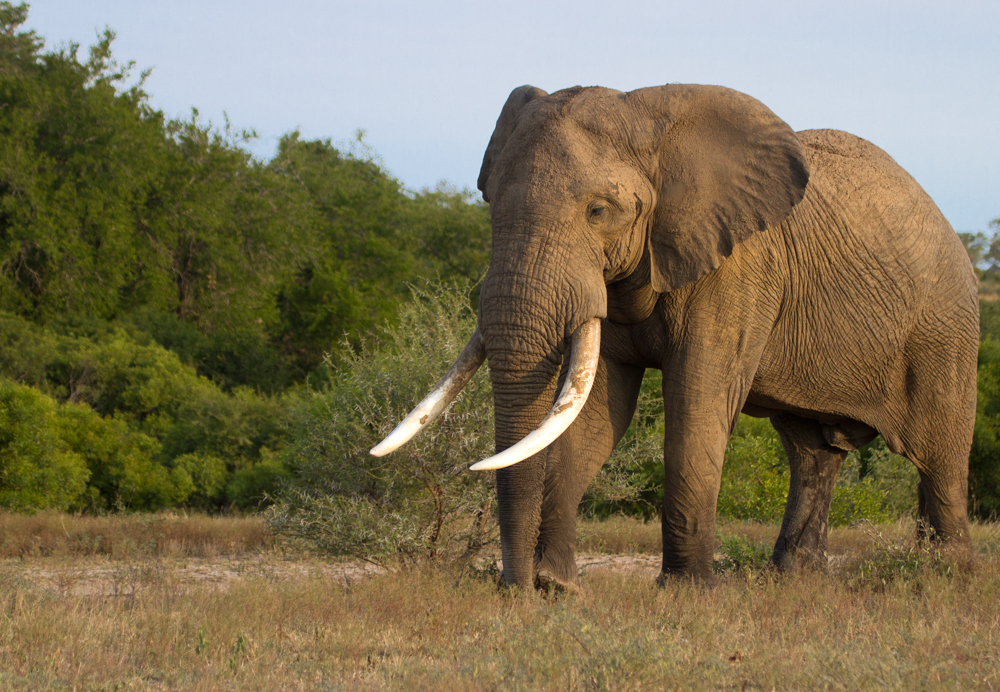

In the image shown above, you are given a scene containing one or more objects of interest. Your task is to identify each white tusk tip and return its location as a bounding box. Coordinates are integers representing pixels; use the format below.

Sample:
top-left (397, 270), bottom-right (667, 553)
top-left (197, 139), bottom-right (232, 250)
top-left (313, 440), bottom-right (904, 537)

top-left (369, 440), bottom-right (397, 457)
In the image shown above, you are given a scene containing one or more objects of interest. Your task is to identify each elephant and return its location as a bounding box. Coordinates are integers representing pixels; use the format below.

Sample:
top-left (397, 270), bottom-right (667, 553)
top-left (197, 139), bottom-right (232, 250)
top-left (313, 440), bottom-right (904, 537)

top-left (372, 83), bottom-right (979, 589)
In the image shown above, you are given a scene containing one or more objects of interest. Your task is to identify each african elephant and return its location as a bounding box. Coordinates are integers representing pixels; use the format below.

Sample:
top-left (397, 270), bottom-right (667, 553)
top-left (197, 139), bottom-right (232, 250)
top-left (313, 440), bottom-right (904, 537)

top-left (373, 83), bottom-right (978, 589)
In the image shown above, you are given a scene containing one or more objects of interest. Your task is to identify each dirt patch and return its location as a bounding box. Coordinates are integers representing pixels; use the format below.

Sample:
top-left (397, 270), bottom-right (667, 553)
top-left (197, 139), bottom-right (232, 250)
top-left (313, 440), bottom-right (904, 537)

top-left (9, 552), bottom-right (860, 596)
top-left (7, 556), bottom-right (383, 597)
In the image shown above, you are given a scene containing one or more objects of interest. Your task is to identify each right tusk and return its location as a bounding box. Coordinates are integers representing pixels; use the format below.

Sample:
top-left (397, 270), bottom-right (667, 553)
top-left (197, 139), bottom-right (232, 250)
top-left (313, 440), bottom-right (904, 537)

top-left (370, 328), bottom-right (486, 457)
top-left (470, 318), bottom-right (601, 471)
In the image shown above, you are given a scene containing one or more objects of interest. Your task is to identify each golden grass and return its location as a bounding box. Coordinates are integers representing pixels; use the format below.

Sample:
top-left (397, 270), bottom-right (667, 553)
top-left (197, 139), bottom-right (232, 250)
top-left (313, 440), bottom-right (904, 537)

top-left (1, 514), bottom-right (998, 690)
top-left (0, 511), bottom-right (272, 558)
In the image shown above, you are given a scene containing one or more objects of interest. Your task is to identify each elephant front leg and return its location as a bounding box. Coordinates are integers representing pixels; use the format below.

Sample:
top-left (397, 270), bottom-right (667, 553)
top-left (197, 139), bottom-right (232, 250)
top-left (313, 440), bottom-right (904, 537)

top-left (533, 358), bottom-right (644, 590)
top-left (660, 369), bottom-right (753, 582)
top-left (660, 411), bottom-right (731, 582)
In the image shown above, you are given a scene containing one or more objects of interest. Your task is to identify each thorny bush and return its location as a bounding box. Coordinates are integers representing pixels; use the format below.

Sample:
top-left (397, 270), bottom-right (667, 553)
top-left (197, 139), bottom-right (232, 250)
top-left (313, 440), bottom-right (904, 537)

top-left (268, 283), bottom-right (498, 565)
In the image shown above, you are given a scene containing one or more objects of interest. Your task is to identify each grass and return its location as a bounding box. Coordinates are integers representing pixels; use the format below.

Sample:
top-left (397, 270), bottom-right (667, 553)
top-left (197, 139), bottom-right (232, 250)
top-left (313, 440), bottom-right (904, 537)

top-left (0, 513), bottom-right (998, 690)
top-left (0, 511), bottom-right (272, 558)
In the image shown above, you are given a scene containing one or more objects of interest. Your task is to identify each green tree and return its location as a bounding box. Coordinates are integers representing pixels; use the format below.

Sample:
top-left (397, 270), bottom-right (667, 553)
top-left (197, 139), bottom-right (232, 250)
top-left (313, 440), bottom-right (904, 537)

top-left (271, 134), bottom-right (491, 372)
top-left (0, 378), bottom-right (90, 511)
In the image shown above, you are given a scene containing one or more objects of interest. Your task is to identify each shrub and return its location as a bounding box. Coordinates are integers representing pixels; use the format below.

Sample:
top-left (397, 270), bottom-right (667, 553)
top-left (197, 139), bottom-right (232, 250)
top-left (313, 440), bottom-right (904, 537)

top-left (56, 404), bottom-right (189, 511)
top-left (0, 379), bottom-right (90, 511)
top-left (717, 416), bottom-right (789, 522)
top-left (226, 456), bottom-right (289, 510)
top-left (718, 417), bottom-right (917, 526)
top-left (170, 453), bottom-right (228, 509)
top-left (713, 535), bottom-right (773, 575)
top-left (970, 338), bottom-right (1000, 517)
top-left (268, 283), bottom-right (497, 563)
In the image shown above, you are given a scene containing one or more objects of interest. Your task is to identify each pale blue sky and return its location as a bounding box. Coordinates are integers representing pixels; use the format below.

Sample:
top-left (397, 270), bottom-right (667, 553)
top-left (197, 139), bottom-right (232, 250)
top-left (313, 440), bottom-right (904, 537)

top-left (26, 0), bottom-right (999, 231)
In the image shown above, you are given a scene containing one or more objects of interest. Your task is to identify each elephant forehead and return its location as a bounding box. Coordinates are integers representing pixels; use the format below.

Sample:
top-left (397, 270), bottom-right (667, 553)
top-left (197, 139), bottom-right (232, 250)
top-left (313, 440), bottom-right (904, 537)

top-left (492, 118), bottom-right (647, 203)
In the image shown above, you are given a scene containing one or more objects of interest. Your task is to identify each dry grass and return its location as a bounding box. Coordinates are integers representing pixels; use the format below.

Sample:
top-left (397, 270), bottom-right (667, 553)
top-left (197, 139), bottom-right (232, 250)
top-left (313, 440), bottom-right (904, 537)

top-left (0, 511), bottom-right (272, 559)
top-left (1, 514), bottom-right (998, 690)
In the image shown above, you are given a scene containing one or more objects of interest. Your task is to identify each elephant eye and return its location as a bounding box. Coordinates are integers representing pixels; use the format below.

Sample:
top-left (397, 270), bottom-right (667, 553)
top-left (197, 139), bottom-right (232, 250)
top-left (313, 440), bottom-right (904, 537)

top-left (587, 202), bottom-right (608, 222)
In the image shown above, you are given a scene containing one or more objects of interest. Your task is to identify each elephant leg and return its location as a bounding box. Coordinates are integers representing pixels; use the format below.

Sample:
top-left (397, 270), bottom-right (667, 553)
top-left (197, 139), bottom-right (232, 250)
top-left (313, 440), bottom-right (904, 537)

top-left (913, 456), bottom-right (971, 544)
top-left (533, 357), bottom-right (645, 589)
top-left (770, 413), bottom-right (846, 570)
top-left (660, 383), bottom-right (748, 582)
top-left (891, 320), bottom-right (974, 546)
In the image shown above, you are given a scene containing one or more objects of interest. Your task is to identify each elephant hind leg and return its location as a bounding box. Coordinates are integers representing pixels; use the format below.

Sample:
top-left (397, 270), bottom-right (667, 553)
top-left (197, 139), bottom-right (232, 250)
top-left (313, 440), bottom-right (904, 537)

top-left (770, 413), bottom-right (848, 570)
top-left (913, 457), bottom-right (971, 545)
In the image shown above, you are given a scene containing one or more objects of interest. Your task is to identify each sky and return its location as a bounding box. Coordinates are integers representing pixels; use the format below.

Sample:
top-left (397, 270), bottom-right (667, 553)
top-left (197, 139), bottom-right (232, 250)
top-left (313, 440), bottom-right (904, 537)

top-left (24, 0), bottom-right (1000, 231)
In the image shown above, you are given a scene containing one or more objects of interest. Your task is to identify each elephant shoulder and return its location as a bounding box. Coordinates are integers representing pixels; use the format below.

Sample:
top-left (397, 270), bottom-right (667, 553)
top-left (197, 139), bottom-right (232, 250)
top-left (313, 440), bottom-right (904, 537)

top-left (795, 129), bottom-right (896, 168)
top-left (794, 129), bottom-right (929, 205)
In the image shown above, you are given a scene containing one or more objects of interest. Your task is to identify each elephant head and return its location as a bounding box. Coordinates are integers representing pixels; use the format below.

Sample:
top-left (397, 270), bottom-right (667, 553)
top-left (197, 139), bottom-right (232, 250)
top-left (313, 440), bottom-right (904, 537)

top-left (373, 83), bottom-right (808, 586)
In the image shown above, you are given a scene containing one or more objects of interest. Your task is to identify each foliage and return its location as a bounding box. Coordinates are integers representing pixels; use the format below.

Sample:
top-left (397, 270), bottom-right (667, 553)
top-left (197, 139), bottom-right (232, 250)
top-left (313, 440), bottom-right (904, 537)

top-left (581, 370), bottom-right (665, 518)
top-left (716, 416), bottom-right (790, 522)
top-left (0, 309), bottom-right (291, 511)
top-left (226, 457), bottom-right (289, 510)
top-left (268, 283), bottom-right (497, 562)
top-left (970, 337), bottom-right (1000, 517)
top-left (55, 402), bottom-right (184, 512)
top-left (959, 222), bottom-right (1000, 299)
top-left (0, 6), bottom-right (492, 390)
top-left (270, 135), bottom-right (490, 372)
top-left (713, 535), bottom-right (773, 575)
top-left (588, 374), bottom-right (917, 526)
top-left (0, 378), bottom-right (90, 511)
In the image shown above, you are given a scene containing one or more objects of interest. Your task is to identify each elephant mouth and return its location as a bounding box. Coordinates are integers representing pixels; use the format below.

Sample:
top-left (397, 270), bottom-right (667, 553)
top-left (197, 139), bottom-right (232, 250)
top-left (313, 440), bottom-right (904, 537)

top-left (370, 318), bottom-right (602, 470)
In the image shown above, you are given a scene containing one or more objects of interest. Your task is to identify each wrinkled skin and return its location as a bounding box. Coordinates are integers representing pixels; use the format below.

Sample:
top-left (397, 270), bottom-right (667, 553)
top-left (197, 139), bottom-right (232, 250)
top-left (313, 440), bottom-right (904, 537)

top-left (475, 84), bottom-right (978, 589)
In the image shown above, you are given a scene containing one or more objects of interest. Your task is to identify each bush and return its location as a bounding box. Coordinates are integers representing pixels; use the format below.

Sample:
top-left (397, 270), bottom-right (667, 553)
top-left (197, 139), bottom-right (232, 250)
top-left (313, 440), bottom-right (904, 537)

top-left (717, 416), bottom-right (789, 522)
top-left (55, 403), bottom-right (185, 511)
top-left (0, 379), bottom-right (90, 511)
top-left (719, 417), bottom-right (917, 526)
top-left (226, 456), bottom-right (289, 510)
top-left (970, 338), bottom-right (1000, 517)
top-left (0, 309), bottom-right (293, 511)
top-left (268, 283), bottom-right (497, 562)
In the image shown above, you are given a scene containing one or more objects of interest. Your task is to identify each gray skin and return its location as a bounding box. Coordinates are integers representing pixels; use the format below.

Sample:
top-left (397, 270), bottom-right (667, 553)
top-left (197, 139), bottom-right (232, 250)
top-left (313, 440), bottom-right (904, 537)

top-left (475, 84), bottom-right (978, 589)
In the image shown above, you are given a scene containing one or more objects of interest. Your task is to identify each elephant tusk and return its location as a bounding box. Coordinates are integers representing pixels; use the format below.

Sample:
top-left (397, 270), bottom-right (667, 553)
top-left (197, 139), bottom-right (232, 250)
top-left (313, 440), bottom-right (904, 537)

top-left (470, 318), bottom-right (601, 471)
top-left (370, 328), bottom-right (487, 457)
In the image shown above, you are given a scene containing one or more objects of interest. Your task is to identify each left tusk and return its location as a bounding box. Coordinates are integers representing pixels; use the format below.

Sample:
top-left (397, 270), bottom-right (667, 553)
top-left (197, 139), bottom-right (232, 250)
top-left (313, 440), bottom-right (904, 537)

top-left (370, 328), bottom-right (486, 457)
top-left (470, 318), bottom-right (601, 471)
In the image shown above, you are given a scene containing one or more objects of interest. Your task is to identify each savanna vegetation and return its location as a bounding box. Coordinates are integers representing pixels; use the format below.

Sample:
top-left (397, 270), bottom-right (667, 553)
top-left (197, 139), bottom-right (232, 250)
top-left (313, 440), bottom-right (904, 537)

top-left (1, 1), bottom-right (999, 565)
top-left (1, 511), bottom-right (998, 689)
top-left (0, 3), bottom-right (492, 514)
top-left (1, 4), bottom-right (999, 688)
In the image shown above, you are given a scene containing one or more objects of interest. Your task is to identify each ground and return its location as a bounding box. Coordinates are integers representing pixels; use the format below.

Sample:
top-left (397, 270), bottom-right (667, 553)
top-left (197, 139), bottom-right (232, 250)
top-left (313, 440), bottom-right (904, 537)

top-left (0, 513), bottom-right (997, 690)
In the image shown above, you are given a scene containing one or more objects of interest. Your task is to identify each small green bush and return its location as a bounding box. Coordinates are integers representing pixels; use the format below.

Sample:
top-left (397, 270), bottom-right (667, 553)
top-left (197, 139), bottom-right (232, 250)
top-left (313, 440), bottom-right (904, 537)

top-left (170, 453), bottom-right (228, 509)
top-left (56, 404), bottom-right (189, 511)
top-left (971, 338), bottom-right (1000, 517)
top-left (226, 457), bottom-right (289, 510)
top-left (268, 283), bottom-right (497, 562)
top-left (718, 417), bottom-right (917, 526)
top-left (0, 379), bottom-right (90, 511)
top-left (714, 535), bottom-right (773, 575)
top-left (717, 416), bottom-right (788, 523)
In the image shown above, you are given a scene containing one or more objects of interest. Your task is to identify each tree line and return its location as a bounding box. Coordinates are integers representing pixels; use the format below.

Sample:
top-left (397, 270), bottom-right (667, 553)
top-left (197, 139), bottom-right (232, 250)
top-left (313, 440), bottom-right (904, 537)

top-left (0, 3), bottom-right (489, 511)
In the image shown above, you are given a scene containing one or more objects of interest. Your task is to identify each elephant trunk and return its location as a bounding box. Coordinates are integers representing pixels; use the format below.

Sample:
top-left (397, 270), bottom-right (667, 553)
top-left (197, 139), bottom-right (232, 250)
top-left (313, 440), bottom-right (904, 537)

top-left (478, 265), bottom-right (606, 587)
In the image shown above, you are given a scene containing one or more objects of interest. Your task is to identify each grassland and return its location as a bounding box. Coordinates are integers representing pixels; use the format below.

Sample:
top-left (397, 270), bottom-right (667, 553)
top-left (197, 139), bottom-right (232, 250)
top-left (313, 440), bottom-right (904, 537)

top-left (0, 513), bottom-right (997, 690)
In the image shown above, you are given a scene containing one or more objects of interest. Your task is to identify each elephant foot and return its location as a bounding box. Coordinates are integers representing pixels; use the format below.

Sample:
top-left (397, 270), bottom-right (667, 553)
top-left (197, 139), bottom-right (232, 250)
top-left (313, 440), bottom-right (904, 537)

top-left (771, 545), bottom-right (828, 573)
top-left (772, 529), bottom-right (831, 572)
top-left (656, 569), bottom-right (717, 589)
top-left (535, 567), bottom-right (581, 595)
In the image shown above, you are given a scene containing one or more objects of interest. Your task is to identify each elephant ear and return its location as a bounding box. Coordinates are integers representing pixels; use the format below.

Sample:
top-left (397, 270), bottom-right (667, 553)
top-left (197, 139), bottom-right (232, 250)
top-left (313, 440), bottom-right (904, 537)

top-left (633, 85), bottom-right (809, 293)
top-left (477, 85), bottom-right (549, 202)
